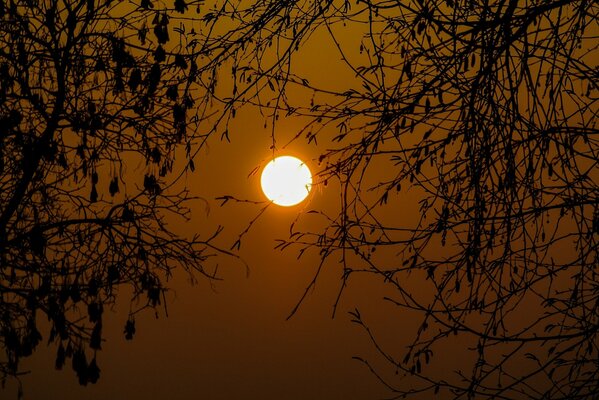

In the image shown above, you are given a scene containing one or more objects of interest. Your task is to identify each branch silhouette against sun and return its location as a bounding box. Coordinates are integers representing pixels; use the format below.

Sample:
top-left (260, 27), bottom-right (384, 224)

top-left (0, 0), bottom-right (248, 393)
top-left (1, 0), bottom-right (597, 398)
top-left (203, 0), bottom-right (598, 398)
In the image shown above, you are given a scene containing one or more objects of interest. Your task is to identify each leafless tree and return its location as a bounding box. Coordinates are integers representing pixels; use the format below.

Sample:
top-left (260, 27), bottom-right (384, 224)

top-left (203, 0), bottom-right (598, 398)
top-left (0, 0), bottom-right (237, 392)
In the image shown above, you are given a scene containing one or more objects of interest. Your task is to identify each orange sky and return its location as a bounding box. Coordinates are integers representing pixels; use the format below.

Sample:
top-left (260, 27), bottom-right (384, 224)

top-left (2, 0), bottom-right (596, 398)
top-left (7, 108), bottom-right (400, 399)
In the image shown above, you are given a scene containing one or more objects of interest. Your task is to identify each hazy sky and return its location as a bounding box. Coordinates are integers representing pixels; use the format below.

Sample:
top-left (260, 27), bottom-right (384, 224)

top-left (4, 1), bottom-right (592, 398)
top-left (3, 70), bottom-right (406, 398)
top-left (2, 8), bottom-right (448, 398)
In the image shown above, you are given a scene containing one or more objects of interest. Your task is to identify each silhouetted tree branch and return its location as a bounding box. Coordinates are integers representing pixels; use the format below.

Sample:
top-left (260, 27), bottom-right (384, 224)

top-left (206, 0), bottom-right (597, 398)
top-left (0, 0), bottom-right (239, 392)
top-left (3, 0), bottom-right (596, 398)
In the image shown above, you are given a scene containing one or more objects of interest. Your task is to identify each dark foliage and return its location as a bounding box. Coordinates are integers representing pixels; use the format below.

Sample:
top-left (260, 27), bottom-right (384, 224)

top-left (0, 0), bottom-right (231, 392)
top-left (2, 0), bottom-right (597, 398)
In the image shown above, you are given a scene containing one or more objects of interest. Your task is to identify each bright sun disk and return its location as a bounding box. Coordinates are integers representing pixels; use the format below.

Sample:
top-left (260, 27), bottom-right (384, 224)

top-left (261, 156), bottom-right (312, 206)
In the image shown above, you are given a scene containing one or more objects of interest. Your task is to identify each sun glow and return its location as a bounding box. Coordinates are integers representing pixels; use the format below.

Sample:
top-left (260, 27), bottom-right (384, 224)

top-left (260, 156), bottom-right (312, 206)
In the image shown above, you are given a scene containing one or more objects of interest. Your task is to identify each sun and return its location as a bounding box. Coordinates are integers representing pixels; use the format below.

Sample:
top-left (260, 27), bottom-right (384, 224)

top-left (261, 156), bottom-right (312, 206)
